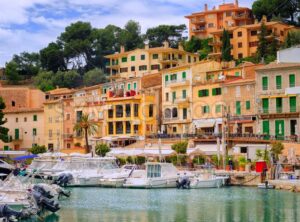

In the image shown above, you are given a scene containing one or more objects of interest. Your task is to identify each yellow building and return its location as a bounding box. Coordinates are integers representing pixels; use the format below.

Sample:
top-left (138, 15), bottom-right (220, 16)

top-left (209, 17), bottom-right (296, 59)
top-left (0, 87), bottom-right (45, 150)
top-left (44, 88), bottom-right (74, 151)
top-left (105, 41), bottom-right (199, 79)
top-left (185, 0), bottom-right (253, 39)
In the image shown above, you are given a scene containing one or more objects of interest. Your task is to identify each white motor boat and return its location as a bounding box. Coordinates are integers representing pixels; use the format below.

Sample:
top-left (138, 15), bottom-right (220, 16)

top-left (189, 173), bottom-right (224, 188)
top-left (0, 160), bottom-right (14, 179)
top-left (99, 165), bottom-right (137, 188)
top-left (123, 162), bottom-right (179, 189)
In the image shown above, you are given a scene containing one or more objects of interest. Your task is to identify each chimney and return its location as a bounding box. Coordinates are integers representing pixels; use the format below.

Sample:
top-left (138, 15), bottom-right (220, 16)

top-left (120, 45), bottom-right (125, 53)
top-left (178, 42), bottom-right (184, 51)
top-left (235, 0), bottom-right (239, 7)
top-left (163, 41), bottom-right (169, 48)
top-left (204, 4), bottom-right (208, 11)
top-left (144, 39), bottom-right (150, 50)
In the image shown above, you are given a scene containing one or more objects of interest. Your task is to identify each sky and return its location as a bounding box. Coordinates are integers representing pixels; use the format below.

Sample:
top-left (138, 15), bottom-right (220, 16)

top-left (0, 0), bottom-right (253, 66)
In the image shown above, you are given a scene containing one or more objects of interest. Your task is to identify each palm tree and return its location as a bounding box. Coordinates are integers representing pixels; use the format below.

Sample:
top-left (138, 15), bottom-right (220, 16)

top-left (73, 114), bottom-right (98, 157)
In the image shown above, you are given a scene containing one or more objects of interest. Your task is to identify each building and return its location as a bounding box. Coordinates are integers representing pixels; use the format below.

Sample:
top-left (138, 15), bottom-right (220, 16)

top-left (256, 62), bottom-right (300, 140)
top-left (44, 88), bottom-right (74, 151)
top-left (209, 17), bottom-right (295, 59)
top-left (277, 46), bottom-right (300, 63)
top-left (105, 41), bottom-right (199, 79)
top-left (185, 0), bottom-right (253, 39)
top-left (0, 87), bottom-right (45, 150)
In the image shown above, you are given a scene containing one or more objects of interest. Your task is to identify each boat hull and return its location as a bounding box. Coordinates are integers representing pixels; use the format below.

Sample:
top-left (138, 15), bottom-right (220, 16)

top-left (190, 178), bottom-right (223, 188)
top-left (123, 177), bottom-right (178, 189)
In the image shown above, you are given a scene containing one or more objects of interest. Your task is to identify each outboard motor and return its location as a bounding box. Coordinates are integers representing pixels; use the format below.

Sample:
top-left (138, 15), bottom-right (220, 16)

top-left (53, 173), bottom-right (73, 187)
top-left (33, 185), bottom-right (54, 199)
top-left (176, 174), bottom-right (190, 189)
top-left (32, 190), bottom-right (60, 213)
top-left (51, 184), bottom-right (71, 199)
top-left (0, 204), bottom-right (32, 221)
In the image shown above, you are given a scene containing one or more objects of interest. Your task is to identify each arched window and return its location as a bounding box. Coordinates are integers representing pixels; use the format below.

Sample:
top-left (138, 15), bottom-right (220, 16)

top-left (172, 108), bottom-right (178, 118)
top-left (164, 108), bottom-right (171, 118)
top-left (12, 101), bottom-right (15, 107)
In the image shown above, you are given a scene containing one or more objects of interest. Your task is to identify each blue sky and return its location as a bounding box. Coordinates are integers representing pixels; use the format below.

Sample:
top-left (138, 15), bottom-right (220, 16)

top-left (0, 0), bottom-right (253, 66)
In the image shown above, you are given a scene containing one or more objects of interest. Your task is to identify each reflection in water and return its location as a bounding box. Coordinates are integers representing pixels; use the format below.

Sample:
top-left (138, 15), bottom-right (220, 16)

top-left (21, 187), bottom-right (300, 222)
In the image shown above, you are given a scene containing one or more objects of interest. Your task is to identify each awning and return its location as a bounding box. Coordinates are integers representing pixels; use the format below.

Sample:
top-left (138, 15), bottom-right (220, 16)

top-left (107, 148), bottom-right (176, 157)
top-left (13, 154), bottom-right (38, 161)
top-left (193, 120), bottom-right (215, 129)
top-left (0, 151), bottom-right (27, 156)
top-left (188, 144), bottom-right (224, 155)
top-left (286, 86), bottom-right (300, 95)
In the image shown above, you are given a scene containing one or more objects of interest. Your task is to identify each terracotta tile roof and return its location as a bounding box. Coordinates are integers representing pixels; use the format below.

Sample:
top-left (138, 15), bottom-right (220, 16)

top-left (255, 62), bottom-right (300, 71)
top-left (4, 107), bottom-right (44, 114)
top-left (47, 88), bottom-right (75, 95)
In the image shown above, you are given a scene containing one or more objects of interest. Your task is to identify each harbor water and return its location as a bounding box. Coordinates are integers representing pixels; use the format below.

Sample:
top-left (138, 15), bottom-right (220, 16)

top-left (21, 187), bottom-right (300, 222)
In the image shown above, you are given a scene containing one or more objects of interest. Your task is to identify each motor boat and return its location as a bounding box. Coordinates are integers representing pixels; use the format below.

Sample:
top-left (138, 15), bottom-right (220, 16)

top-left (123, 162), bottom-right (179, 188)
top-left (0, 160), bottom-right (14, 179)
top-left (189, 173), bottom-right (224, 188)
top-left (98, 165), bottom-right (137, 188)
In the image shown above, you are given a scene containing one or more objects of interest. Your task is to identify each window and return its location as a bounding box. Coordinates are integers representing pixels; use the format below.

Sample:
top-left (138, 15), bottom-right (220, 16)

top-left (166, 93), bottom-right (169, 101)
top-left (238, 32), bottom-right (242, 37)
top-left (122, 57), bottom-right (127, 63)
top-left (215, 104), bottom-right (222, 113)
top-left (188, 56), bottom-right (191, 63)
top-left (151, 64), bottom-right (160, 70)
top-left (108, 122), bottom-right (114, 135)
top-left (182, 72), bottom-right (186, 79)
top-left (66, 113), bottom-right (70, 120)
top-left (149, 104), bottom-right (153, 117)
top-left (164, 108), bottom-right (171, 118)
top-left (246, 101), bottom-right (251, 110)
top-left (165, 75), bottom-right (169, 82)
top-left (241, 147), bottom-right (248, 153)
top-left (49, 117), bottom-right (52, 123)
top-left (126, 121), bottom-right (131, 134)
top-left (276, 97), bottom-right (282, 113)
top-left (126, 104), bottom-right (131, 117)
top-left (131, 66), bottom-right (135, 72)
top-left (202, 106), bottom-right (210, 114)
top-left (262, 98), bottom-right (269, 113)
top-left (67, 143), bottom-right (71, 149)
top-left (33, 128), bottom-right (37, 136)
top-left (49, 130), bottom-right (53, 138)
top-left (182, 90), bottom-right (187, 99)
top-left (141, 55), bottom-right (145, 60)
top-left (173, 127), bottom-right (177, 133)
top-left (236, 101), bottom-right (241, 115)
top-left (226, 11), bottom-right (232, 17)
top-left (212, 88), bottom-right (222, 96)
top-left (139, 65), bottom-right (147, 71)
top-left (249, 41), bottom-right (258, 47)
top-left (15, 129), bottom-right (19, 140)
top-left (178, 54), bottom-right (183, 60)
top-left (289, 74), bottom-right (295, 87)
top-left (120, 67), bottom-right (128, 73)
top-left (134, 125), bottom-right (139, 133)
top-left (108, 108), bottom-right (114, 118)
top-left (116, 105), bottom-right (123, 118)
top-left (24, 117), bottom-right (27, 122)
top-left (183, 108), bottom-right (187, 119)
top-left (172, 92), bottom-right (176, 102)
top-left (127, 83), bottom-right (131, 90)
top-left (238, 42), bottom-right (243, 48)
top-left (133, 82), bottom-right (137, 90)
top-left (198, 89), bottom-right (209, 97)
top-left (152, 54), bottom-right (158, 59)
top-left (16, 118), bottom-right (18, 123)
top-left (170, 74), bottom-right (177, 81)
top-left (251, 30), bottom-right (257, 36)
top-left (172, 108), bottom-right (178, 118)
top-left (116, 122), bottom-right (123, 134)
top-left (262, 76), bottom-right (268, 90)
top-left (290, 96), bottom-right (296, 112)
top-left (12, 101), bottom-right (15, 107)
top-left (134, 104), bottom-right (139, 117)
top-left (131, 56), bottom-right (135, 61)
top-left (208, 23), bottom-right (214, 28)
top-left (33, 115), bottom-right (37, 121)
top-left (235, 71), bottom-right (240, 76)
top-left (238, 53), bottom-right (243, 59)
top-left (276, 75), bottom-right (282, 89)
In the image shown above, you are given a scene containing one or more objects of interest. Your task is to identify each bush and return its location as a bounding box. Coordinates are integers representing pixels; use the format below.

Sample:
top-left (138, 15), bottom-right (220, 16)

top-left (165, 156), bottom-right (177, 164)
top-left (177, 155), bottom-right (188, 166)
top-left (171, 141), bottom-right (188, 154)
top-left (193, 155), bottom-right (205, 164)
top-left (238, 156), bottom-right (247, 167)
top-left (30, 145), bottom-right (47, 155)
top-left (211, 155), bottom-right (219, 166)
top-left (117, 157), bottom-right (126, 166)
top-left (95, 144), bottom-right (111, 157)
top-left (136, 156), bottom-right (146, 165)
top-left (126, 156), bottom-right (135, 164)
top-left (74, 142), bottom-right (81, 147)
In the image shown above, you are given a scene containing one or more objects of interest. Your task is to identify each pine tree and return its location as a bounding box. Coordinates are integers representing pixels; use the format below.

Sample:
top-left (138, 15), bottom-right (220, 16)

top-left (257, 22), bottom-right (268, 61)
top-left (284, 32), bottom-right (292, 48)
top-left (0, 97), bottom-right (9, 143)
top-left (221, 29), bottom-right (232, 62)
top-left (268, 33), bottom-right (279, 56)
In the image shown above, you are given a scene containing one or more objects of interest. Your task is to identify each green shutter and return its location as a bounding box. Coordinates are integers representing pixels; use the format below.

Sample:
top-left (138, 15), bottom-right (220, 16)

top-left (182, 90), bottom-right (186, 99)
top-left (4, 145), bottom-right (9, 151)
top-left (290, 96), bottom-right (296, 112)
top-left (275, 120), bottom-right (285, 140)
top-left (198, 90), bottom-right (202, 97)
top-left (128, 84), bottom-right (131, 90)
top-left (212, 88), bottom-right (216, 96)
top-left (236, 101), bottom-right (241, 115)
top-left (262, 76), bottom-right (268, 90)
top-left (172, 92), bottom-right (176, 102)
top-left (134, 82), bottom-right (137, 89)
top-left (131, 56), bottom-right (135, 61)
top-left (33, 115), bottom-right (37, 121)
top-left (276, 97), bottom-right (282, 113)
top-left (276, 76), bottom-right (282, 89)
top-left (122, 57), bottom-right (127, 63)
top-left (165, 75), bottom-right (169, 82)
top-left (262, 98), bottom-right (269, 113)
top-left (246, 101), bottom-right (250, 110)
top-left (235, 71), bottom-right (239, 76)
top-left (262, 120), bottom-right (270, 139)
top-left (15, 129), bottom-right (19, 140)
top-left (215, 104), bottom-right (221, 113)
top-left (289, 74), bottom-right (295, 87)
top-left (182, 72), bottom-right (186, 79)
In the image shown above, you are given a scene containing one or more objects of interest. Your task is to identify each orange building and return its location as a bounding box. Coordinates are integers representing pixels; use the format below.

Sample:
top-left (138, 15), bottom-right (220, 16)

top-left (185, 0), bottom-right (253, 39)
top-left (209, 18), bottom-right (296, 59)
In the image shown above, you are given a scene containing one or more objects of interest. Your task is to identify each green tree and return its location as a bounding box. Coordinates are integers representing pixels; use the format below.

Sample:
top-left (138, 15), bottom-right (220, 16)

top-left (95, 143), bottom-right (111, 157)
top-left (30, 145), bottom-right (47, 154)
top-left (12, 52), bottom-right (40, 77)
top-left (257, 22), bottom-right (268, 61)
top-left (34, 71), bottom-right (55, 91)
top-left (171, 141), bottom-right (188, 154)
top-left (271, 142), bottom-right (284, 160)
top-left (5, 61), bottom-right (21, 84)
top-left (0, 97), bottom-right (9, 143)
top-left (83, 68), bottom-right (107, 86)
top-left (52, 70), bottom-right (81, 88)
top-left (283, 30), bottom-right (300, 48)
top-left (73, 114), bottom-right (98, 156)
top-left (221, 29), bottom-right (232, 62)
top-left (118, 20), bottom-right (144, 50)
top-left (40, 42), bottom-right (66, 73)
top-left (145, 24), bottom-right (187, 48)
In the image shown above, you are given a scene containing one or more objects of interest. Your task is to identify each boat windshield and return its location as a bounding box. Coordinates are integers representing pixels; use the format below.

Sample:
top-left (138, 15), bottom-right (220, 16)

top-left (101, 161), bottom-right (118, 169)
top-left (65, 161), bottom-right (83, 170)
top-left (147, 164), bottom-right (161, 178)
top-left (52, 161), bottom-right (69, 170)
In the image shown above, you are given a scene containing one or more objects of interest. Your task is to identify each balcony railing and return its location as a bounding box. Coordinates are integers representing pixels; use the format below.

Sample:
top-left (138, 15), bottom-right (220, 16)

top-left (191, 18), bottom-right (206, 24)
top-left (259, 107), bottom-right (299, 114)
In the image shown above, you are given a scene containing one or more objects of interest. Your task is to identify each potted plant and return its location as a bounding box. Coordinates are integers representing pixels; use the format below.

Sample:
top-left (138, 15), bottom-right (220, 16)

top-left (238, 156), bottom-right (247, 171)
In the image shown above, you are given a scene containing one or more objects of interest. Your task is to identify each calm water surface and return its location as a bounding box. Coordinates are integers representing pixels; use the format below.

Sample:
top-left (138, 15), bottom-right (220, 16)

top-left (22, 187), bottom-right (300, 222)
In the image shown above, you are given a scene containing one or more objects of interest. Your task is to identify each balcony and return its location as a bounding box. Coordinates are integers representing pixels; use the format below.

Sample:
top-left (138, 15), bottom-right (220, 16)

top-left (165, 79), bottom-right (190, 87)
top-left (174, 97), bottom-right (190, 105)
top-left (159, 57), bottom-right (179, 64)
top-left (63, 134), bottom-right (73, 141)
top-left (109, 73), bottom-right (121, 79)
top-left (192, 28), bottom-right (206, 33)
top-left (258, 107), bottom-right (300, 119)
top-left (232, 12), bottom-right (251, 20)
top-left (191, 18), bottom-right (206, 24)
top-left (163, 117), bottom-right (191, 124)
top-left (209, 41), bottom-right (222, 47)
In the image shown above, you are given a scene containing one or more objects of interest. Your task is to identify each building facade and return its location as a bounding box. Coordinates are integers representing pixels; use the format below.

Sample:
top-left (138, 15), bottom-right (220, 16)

top-left (256, 63), bottom-right (300, 140)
